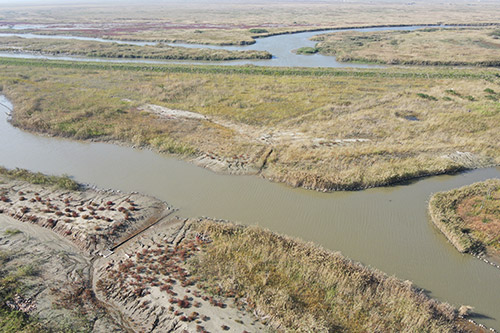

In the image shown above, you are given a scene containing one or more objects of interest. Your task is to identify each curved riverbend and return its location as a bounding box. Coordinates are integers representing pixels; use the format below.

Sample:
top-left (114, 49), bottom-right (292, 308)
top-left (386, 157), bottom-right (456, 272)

top-left (1, 95), bottom-right (499, 329)
top-left (0, 25), bottom-right (445, 68)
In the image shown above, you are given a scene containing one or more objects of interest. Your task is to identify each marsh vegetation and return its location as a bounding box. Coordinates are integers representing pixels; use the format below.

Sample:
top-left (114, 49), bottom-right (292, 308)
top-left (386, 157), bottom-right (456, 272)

top-left (1, 58), bottom-right (499, 191)
top-left (313, 27), bottom-right (500, 66)
top-left (429, 179), bottom-right (500, 263)
top-left (188, 220), bottom-right (473, 332)
top-left (1, 1), bottom-right (500, 45)
top-left (0, 36), bottom-right (272, 61)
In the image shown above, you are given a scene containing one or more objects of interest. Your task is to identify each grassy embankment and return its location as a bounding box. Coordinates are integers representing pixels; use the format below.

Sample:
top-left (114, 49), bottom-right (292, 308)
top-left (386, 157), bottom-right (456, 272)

top-left (429, 179), bottom-right (500, 260)
top-left (0, 58), bottom-right (499, 191)
top-left (313, 27), bottom-right (500, 66)
top-left (1, 1), bottom-right (500, 45)
top-left (0, 167), bottom-right (78, 190)
top-left (0, 37), bottom-right (271, 61)
top-left (188, 220), bottom-right (472, 332)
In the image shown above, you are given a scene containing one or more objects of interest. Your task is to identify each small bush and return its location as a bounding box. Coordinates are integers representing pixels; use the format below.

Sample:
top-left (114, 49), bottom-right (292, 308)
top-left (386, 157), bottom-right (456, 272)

top-left (4, 229), bottom-right (22, 236)
top-left (249, 28), bottom-right (268, 34)
top-left (296, 47), bottom-right (318, 55)
top-left (16, 264), bottom-right (39, 277)
top-left (416, 93), bottom-right (437, 101)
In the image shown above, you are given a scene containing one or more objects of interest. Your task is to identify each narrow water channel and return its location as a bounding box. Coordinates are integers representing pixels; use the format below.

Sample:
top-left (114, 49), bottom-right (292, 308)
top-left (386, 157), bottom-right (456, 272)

top-left (1, 96), bottom-right (499, 329)
top-left (0, 25), bottom-right (442, 68)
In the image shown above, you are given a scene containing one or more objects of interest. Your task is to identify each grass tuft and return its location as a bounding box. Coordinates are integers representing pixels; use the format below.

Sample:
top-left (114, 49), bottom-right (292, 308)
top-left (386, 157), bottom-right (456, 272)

top-left (0, 167), bottom-right (79, 191)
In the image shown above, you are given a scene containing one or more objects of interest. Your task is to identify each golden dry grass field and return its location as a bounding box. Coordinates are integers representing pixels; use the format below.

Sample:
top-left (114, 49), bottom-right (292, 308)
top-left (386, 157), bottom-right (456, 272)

top-left (1, 59), bottom-right (499, 191)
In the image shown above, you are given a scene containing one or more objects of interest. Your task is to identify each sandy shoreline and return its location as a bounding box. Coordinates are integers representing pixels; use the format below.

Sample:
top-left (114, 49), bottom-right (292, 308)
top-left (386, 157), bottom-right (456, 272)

top-left (0, 176), bottom-right (171, 255)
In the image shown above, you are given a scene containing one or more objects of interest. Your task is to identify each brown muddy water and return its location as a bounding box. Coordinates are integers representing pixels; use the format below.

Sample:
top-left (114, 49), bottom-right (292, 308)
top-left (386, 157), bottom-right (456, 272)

top-left (1, 96), bottom-right (499, 329)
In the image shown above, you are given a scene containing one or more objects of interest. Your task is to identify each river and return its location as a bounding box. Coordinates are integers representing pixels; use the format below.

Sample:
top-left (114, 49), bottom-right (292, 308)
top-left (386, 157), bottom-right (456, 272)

top-left (1, 24), bottom-right (500, 330)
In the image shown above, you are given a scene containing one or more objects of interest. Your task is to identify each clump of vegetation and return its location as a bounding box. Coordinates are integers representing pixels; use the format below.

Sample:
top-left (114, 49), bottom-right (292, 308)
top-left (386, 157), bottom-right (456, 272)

top-left (0, 167), bottom-right (79, 191)
top-left (445, 89), bottom-right (461, 97)
top-left (295, 46), bottom-right (318, 54)
top-left (416, 93), bottom-right (438, 101)
top-left (429, 179), bottom-right (500, 257)
top-left (4, 229), bottom-right (22, 236)
top-left (188, 220), bottom-right (467, 332)
top-left (249, 28), bottom-right (268, 34)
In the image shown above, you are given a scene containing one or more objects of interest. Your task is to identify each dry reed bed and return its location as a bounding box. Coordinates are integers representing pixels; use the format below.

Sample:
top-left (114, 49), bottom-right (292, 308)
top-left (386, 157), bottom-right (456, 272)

top-left (0, 59), bottom-right (500, 190)
top-left (1, 60), bottom-right (499, 191)
top-left (187, 219), bottom-right (477, 332)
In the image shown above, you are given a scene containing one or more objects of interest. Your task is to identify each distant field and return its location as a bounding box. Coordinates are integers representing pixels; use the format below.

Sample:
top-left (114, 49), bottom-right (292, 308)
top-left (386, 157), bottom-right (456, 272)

top-left (0, 36), bottom-right (271, 61)
top-left (0, 1), bottom-right (499, 45)
top-left (313, 27), bottom-right (500, 66)
top-left (1, 58), bottom-right (499, 191)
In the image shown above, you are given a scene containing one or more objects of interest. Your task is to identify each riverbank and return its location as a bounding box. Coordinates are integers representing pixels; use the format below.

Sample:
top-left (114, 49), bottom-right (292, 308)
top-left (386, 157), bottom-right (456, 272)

top-left (429, 179), bottom-right (500, 268)
top-left (0, 168), bottom-right (488, 331)
top-left (1, 59), bottom-right (499, 192)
